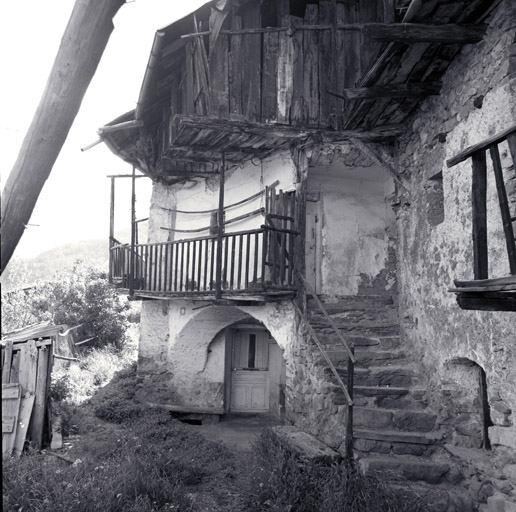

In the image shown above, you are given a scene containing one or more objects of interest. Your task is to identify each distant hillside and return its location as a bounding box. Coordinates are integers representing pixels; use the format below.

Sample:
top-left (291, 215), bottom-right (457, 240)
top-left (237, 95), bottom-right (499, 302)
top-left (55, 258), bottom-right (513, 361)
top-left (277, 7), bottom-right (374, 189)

top-left (1, 238), bottom-right (110, 292)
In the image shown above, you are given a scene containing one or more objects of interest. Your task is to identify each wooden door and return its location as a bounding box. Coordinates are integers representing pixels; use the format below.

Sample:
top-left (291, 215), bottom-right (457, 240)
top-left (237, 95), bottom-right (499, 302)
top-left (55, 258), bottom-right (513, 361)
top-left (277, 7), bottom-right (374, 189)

top-left (230, 330), bottom-right (269, 412)
top-left (305, 199), bottom-right (322, 292)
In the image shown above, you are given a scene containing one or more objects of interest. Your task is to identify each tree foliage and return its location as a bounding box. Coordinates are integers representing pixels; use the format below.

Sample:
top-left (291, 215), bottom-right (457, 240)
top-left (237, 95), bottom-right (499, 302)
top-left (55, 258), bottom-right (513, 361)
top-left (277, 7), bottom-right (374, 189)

top-left (2, 261), bottom-right (129, 351)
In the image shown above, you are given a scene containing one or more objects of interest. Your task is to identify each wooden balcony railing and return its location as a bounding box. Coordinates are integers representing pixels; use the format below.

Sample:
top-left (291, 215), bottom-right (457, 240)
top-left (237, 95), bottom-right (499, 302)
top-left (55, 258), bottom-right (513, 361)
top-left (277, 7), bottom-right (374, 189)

top-left (110, 226), bottom-right (297, 297)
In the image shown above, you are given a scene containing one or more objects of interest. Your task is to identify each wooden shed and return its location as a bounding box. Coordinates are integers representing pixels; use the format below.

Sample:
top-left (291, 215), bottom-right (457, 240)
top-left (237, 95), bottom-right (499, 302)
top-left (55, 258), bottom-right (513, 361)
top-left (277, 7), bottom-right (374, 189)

top-left (1, 323), bottom-right (76, 457)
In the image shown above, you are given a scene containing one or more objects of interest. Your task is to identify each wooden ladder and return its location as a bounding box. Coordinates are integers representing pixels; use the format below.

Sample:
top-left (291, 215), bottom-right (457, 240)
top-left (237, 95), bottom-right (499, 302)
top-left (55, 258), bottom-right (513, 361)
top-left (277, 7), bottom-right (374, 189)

top-left (293, 272), bottom-right (356, 460)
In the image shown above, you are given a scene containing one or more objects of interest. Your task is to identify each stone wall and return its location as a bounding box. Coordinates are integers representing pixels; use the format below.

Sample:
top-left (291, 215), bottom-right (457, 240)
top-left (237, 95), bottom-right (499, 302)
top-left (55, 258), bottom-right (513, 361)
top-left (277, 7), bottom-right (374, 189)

top-left (396, 0), bottom-right (516, 502)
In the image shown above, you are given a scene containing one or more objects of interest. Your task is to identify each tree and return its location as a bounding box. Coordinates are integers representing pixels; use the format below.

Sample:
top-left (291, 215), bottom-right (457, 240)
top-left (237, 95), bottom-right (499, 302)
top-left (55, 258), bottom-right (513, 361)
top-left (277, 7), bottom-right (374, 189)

top-left (2, 261), bottom-right (130, 351)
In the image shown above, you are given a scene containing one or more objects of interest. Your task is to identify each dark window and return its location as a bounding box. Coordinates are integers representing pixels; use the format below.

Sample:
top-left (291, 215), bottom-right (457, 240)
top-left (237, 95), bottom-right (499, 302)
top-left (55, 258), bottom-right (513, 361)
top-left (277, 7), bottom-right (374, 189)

top-left (248, 334), bottom-right (256, 368)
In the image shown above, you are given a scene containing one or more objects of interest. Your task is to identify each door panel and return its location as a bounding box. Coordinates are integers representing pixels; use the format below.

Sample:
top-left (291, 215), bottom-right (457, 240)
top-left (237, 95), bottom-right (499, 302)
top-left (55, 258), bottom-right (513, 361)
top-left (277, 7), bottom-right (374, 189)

top-left (230, 331), bottom-right (269, 412)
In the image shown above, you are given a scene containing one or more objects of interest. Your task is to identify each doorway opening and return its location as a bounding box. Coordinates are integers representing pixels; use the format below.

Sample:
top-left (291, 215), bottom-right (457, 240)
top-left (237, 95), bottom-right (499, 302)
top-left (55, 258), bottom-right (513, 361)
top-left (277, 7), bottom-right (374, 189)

top-left (224, 324), bottom-right (286, 418)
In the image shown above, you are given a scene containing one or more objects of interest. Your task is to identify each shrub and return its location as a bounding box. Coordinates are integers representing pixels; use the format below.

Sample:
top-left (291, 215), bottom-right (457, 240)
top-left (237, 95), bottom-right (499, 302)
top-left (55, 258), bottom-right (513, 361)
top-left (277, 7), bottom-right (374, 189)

top-left (243, 428), bottom-right (431, 512)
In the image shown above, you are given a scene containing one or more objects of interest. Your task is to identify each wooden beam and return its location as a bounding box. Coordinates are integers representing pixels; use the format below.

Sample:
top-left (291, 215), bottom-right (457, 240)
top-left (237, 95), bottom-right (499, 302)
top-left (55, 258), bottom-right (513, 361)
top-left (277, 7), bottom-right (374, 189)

top-left (471, 151), bottom-right (488, 280)
top-left (456, 294), bottom-right (516, 312)
top-left (364, 23), bottom-right (486, 44)
top-left (329, 82), bottom-right (441, 100)
top-left (349, 138), bottom-right (406, 189)
top-left (447, 124), bottom-right (516, 167)
top-left (175, 114), bottom-right (404, 141)
top-left (0, 0), bottom-right (126, 273)
top-left (490, 144), bottom-right (516, 274)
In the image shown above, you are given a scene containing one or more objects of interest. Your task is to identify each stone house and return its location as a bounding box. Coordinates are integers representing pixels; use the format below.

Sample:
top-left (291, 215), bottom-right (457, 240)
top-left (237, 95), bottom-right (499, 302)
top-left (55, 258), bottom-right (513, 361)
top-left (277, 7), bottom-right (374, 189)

top-left (100, 0), bottom-right (516, 509)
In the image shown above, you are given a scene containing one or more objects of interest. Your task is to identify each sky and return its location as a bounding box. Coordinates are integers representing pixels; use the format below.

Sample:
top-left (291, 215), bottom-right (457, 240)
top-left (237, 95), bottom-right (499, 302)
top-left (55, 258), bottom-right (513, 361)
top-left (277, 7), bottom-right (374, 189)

top-left (0, 0), bottom-right (207, 260)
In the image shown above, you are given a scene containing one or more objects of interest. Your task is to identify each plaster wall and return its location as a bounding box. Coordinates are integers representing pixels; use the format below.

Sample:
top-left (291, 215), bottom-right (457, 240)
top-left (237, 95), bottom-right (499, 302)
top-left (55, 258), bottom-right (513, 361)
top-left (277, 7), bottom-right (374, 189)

top-left (396, 0), bottom-right (516, 454)
top-left (147, 151), bottom-right (298, 243)
top-left (308, 165), bottom-right (395, 296)
top-left (137, 298), bottom-right (296, 412)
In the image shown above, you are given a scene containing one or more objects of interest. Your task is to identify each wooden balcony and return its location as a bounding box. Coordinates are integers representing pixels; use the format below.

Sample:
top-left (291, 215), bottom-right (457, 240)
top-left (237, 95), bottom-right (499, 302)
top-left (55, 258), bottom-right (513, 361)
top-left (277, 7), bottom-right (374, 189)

top-left (110, 226), bottom-right (297, 302)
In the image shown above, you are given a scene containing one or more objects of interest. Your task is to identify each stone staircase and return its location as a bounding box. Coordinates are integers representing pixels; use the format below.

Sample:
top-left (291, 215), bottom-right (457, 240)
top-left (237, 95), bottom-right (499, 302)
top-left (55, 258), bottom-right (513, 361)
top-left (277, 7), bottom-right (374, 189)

top-left (306, 294), bottom-right (473, 511)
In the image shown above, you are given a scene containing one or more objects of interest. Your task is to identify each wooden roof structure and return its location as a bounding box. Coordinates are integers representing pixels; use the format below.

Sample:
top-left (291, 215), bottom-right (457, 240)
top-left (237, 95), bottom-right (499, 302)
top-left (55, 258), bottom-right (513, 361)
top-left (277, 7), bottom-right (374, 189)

top-left (99, 0), bottom-right (500, 182)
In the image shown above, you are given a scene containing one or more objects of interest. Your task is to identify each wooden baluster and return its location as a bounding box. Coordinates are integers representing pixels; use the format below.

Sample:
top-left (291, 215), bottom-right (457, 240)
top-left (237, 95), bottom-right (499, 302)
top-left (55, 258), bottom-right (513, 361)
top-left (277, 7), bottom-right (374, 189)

top-left (490, 143), bottom-right (516, 274)
top-left (210, 238), bottom-right (216, 290)
top-left (230, 235), bottom-right (236, 290)
top-left (191, 240), bottom-right (196, 291)
top-left (223, 235), bottom-right (229, 289)
top-left (174, 243), bottom-right (179, 292)
top-left (180, 242), bottom-right (185, 292)
top-left (202, 239), bottom-right (208, 291)
top-left (237, 234), bottom-right (243, 290)
top-left (164, 243), bottom-right (169, 292)
top-left (197, 240), bottom-right (203, 291)
top-left (261, 229), bottom-right (267, 288)
top-left (185, 241), bottom-right (191, 291)
top-left (472, 151), bottom-right (488, 279)
top-left (158, 244), bottom-right (163, 291)
top-left (253, 232), bottom-right (259, 284)
top-left (245, 233), bottom-right (251, 289)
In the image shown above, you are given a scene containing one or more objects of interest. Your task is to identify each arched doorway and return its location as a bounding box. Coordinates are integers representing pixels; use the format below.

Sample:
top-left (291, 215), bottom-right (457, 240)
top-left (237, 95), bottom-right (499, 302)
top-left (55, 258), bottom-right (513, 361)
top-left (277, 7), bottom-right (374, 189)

top-left (170, 305), bottom-right (287, 419)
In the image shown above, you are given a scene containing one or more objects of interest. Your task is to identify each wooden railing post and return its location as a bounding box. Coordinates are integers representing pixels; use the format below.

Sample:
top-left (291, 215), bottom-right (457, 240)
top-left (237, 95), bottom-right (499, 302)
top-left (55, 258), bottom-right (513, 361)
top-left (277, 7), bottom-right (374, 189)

top-left (215, 156), bottom-right (225, 299)
top-left (108, 176), bottom-right (115, 284)
top-left (472, 151), bottom-right (488, 279)
top-left (346, 345), bottom-right (355, 462)
top-left (129, 165), bottom-right (136, 296)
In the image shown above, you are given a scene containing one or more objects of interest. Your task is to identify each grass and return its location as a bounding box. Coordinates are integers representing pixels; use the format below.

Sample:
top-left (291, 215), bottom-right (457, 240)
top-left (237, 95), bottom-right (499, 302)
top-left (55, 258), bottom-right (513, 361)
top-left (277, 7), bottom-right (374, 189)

top-left (242, 428), bottom-right (431, 512)
top-left (3, 359), bottom-right (236, 512)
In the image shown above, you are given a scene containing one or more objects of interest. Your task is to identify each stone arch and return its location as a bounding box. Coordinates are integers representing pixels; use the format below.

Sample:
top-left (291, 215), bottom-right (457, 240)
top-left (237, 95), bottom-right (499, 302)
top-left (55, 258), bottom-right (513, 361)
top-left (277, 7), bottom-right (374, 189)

top-left (169, 305), bottom-right (289, 414)
top-left (441, 357), bottom-right (492, 449)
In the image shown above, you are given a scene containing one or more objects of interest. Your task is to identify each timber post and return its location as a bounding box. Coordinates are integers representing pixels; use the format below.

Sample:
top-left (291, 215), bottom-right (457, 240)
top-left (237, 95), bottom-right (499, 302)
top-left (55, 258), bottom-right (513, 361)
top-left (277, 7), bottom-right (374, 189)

top-left (215, 155), bottom-right (226, 299)
top-left (129, 166), bottom-right (136, 296)
top-left (109, 177), bottom-right (115, 284)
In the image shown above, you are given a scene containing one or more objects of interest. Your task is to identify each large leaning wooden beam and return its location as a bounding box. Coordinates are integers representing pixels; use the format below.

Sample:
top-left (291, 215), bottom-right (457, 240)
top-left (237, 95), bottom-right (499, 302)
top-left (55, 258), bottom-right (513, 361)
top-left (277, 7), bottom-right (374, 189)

top-left (329, 82), bottom-right (441, 101)
top-left (0, 0), bottom-right (126, 273)
top-left (363, 23), bottom-right (486, 44)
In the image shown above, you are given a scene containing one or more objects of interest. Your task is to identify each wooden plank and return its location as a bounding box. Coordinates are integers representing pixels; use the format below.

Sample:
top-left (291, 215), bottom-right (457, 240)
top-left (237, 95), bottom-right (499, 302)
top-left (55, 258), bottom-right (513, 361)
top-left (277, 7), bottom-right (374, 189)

top-left (13, 392), bottom-right (36, 458)
top-left (333, 82), bottom-right (441, 100)
top-left (2, 383), bottom-right (21, 455)
top-left (2, 341), bottom-right (13, 383)
top-left (457, 294), bottom-right (516, 312)
top-left (185, 41), bottom-right (195, 115)
top-left (447, 125), bottom-right (516, 167)
top-left (319, 1), bottom-right (336, 128)
top-left (303, 4), bottom-right (319, 126)
top-left (2, 383), bottom-right (21, 399)
top-left (229, 15), bottom-right (243, 118)
top-left (29, 346), bottom-right (50, 449)
top-left (241, 3), bottom-right (262, 122)
top-left (290, 16), bottom-right (305, 125)
top-left (262, 30), bottom-right (280, 123)
top-left (2, 416), bottom-right (16, 434)
top-left (209, 33), bottom-right (229, 118)
top-left (364, 23), bottom-right (486, 44)
top-left (277, 16), bottom-right (294, 124)
top-left (490, 144), bottom-right (516, 274)
top-left (472, 151), bottom-right (488, 280)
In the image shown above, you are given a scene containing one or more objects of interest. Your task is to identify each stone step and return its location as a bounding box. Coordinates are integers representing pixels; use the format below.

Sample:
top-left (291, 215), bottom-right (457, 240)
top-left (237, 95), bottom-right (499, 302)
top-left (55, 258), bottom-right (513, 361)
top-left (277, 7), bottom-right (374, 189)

top-left (360, 456), bottom-right (451, 485)
top-left (334, 386), bottom-right (428, 410)
top-left (309, 323), bottom-right (400, 337)
top-left (354, 429), bottom-right (439, 445)
top-left (327, 366), bottom-right (418, 387)
top-left (318, 349), bottom-right (407, 367)
top-left (317, 334), bottom-right (403, 352)
top-left (390, 483), bottom-right (473, 512)
top-left (354, 428), bottom-right (442, 456)
top-left (306, 294), bottom-right (396, 312)
top-left (354, 406), bottom-right (437, 432)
